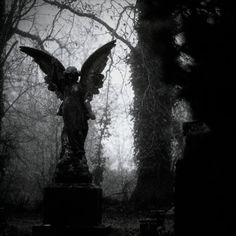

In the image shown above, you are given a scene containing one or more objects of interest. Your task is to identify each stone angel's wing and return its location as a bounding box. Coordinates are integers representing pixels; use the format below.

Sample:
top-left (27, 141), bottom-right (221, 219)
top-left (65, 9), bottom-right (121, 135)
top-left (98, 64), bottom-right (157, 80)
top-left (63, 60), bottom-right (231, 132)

top-left (20, 46), bottom-right (65, 99)
top-left (79, 40), bottom-right (116, 98)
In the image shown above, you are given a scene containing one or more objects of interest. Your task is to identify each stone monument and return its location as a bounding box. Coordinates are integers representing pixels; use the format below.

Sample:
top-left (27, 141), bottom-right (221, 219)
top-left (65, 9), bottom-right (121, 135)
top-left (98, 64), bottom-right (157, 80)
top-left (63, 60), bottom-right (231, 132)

top-left (20, 40), bottom-right (116, 236)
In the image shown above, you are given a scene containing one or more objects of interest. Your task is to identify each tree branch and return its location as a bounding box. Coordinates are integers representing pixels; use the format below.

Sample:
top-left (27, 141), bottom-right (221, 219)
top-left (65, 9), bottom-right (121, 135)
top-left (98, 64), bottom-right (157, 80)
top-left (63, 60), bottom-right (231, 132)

top-left (43, 0), bottom-right (135, 51)
top-left (14, 28), bottom-right (45, 50)
top-left (3, 82), bottom-right (43, 115)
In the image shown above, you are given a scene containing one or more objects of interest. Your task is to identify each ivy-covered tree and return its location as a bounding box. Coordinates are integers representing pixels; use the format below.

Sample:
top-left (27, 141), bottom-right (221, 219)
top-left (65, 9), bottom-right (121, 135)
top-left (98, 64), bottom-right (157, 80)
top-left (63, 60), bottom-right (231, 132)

top-left (134, 0), bottom-right (236, 235)
top-left (129, 0), bottom-right (178, 208)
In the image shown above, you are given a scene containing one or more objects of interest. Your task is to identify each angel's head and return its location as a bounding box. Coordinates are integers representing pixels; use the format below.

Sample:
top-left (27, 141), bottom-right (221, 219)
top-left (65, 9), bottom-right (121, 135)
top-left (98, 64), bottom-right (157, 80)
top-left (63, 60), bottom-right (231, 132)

top-left (63, 66), bottom-right (81, 84)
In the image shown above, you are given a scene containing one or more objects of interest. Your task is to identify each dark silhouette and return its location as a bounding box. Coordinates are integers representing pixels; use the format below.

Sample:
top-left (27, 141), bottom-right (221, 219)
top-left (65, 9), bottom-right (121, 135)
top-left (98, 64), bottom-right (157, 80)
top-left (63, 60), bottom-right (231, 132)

top-left (20, 40), bottom-right (116, 183)
top-left (132, 1), bottom-right (236, 235)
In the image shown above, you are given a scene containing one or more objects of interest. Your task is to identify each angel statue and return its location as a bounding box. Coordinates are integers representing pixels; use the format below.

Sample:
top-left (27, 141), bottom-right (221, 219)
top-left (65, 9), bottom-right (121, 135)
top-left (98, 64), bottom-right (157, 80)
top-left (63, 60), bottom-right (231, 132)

top-left (20, 40), bottom-right (116, 184)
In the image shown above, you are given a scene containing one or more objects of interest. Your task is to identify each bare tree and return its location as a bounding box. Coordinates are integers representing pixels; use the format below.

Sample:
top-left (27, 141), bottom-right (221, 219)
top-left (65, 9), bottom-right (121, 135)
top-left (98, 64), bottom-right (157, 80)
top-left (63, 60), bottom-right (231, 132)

top-left (0, 0), bottom-right (38, 190)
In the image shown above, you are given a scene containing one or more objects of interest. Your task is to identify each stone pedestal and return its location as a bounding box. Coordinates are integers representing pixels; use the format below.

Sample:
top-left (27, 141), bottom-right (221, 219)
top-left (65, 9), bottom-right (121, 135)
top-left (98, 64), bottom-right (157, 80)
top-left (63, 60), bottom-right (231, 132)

top-left (43, 185), bottom-right (101, 226)
top-left (33, 184), bottom-right (110, 236)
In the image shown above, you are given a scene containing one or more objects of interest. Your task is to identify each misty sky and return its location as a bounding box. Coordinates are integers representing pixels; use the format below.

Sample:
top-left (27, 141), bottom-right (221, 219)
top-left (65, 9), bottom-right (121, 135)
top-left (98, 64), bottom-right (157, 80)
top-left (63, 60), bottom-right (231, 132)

top-left (17, 0), bottom-right (136, 170)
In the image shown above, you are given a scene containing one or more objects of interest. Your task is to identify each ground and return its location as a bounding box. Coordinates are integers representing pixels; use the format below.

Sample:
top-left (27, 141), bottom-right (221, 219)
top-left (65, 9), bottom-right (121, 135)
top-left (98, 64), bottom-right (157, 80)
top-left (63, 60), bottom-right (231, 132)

top-left (2, 206), bottom-right (174, 236)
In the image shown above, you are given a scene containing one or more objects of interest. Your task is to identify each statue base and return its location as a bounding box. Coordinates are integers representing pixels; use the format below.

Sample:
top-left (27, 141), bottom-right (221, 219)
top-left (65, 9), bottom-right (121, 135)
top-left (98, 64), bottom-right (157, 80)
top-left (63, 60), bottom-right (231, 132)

top-left (43, 184), bottom-right (102, 225)
top-left (33, 184), bottom-right (110, 236)
top-left (54, 155), bottom-right (92, 184)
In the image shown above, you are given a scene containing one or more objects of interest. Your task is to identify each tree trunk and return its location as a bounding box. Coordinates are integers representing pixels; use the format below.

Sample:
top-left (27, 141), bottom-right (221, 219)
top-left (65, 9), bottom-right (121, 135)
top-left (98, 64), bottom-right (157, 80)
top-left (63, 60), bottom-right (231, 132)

top-left (0, 1), bottom-right (6, 205)
top-left (0, 0), bottom-right (5, 138)
top-left (129, 0), bottom-right (176, 209)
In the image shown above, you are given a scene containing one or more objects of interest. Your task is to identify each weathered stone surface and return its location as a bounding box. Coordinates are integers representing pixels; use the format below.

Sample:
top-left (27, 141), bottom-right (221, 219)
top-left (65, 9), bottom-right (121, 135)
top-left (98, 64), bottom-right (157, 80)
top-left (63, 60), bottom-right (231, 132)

top-left (54, 154), bottom-right (92, 184)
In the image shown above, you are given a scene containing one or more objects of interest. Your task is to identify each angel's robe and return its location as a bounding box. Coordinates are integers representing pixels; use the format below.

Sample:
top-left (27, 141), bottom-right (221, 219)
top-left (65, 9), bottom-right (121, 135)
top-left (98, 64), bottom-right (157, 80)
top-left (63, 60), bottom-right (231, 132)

top-left (61, 82), bottom-right (89, 159)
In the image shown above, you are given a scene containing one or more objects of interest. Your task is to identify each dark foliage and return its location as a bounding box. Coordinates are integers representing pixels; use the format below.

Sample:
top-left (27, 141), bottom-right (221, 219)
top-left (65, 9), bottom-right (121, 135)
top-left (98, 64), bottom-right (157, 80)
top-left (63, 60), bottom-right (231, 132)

top-left (146, 0), bottom-right (236, 235)
top-left (130, 0), bottom-right (235, 234)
